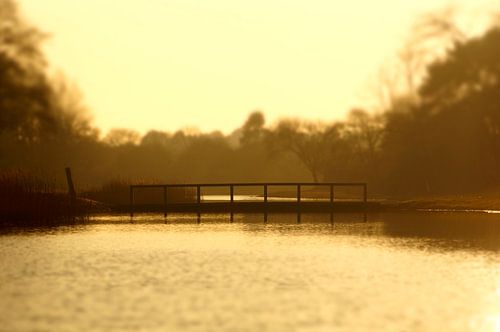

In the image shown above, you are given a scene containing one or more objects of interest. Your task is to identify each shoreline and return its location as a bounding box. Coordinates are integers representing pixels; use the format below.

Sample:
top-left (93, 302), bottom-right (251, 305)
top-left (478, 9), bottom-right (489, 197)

top-left (257, 188), bottom-right (500, 213)
top-left (3, 192), bottom-right (500, 227)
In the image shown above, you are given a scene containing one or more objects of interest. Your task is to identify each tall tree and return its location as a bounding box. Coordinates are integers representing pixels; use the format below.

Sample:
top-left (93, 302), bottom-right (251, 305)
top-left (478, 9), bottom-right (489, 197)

top-left (0, 0), bottom-right (53, 141)
top-left (420, 26), bottom-right (500, 184)
top-left (0, 0), bottom-right (93, 143)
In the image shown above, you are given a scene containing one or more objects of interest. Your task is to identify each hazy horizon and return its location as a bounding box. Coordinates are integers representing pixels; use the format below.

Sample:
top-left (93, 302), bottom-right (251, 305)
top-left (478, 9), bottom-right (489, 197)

top-left (19, 0), bottom-right (498, 135)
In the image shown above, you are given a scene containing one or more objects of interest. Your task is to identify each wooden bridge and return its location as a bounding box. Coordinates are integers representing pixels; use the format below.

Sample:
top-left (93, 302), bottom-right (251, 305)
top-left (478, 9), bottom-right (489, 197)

top-left (129, 182), bottom-right (376, 221)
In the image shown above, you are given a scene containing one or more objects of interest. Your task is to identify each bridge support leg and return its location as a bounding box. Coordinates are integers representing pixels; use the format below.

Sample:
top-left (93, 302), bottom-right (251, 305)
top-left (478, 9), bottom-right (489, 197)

top-left (163, 186), bottom-right (168, 218)
top-left (330, 184), bottom-right (334, 223)
top-left (230, 185), bottom-right (234, 222)
top-left (129, 186), bottom-right (134, 218)
top-left (197, 185), bottom-right (201, 222)
top-left (297, 185), bottom-right (301, 223)
top-left (264, 185), bottom-right (268, 223)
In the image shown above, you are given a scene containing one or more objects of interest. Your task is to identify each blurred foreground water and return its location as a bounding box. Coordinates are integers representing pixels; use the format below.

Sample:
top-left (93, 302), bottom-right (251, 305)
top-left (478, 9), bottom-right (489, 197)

top-left (0, 212), bottom-right (499, 332)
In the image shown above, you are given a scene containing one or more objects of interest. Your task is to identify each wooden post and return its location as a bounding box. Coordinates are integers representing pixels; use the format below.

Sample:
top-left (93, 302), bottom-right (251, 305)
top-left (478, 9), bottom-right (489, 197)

top-left (130, 186), bottom-right (134, 217)
top-left (264, 184), bottom-right (268, 223)
top-left (230, 184), bottom-right (234, 222)
top-left (163, 186), bottom-right (168, 217)
top-left (330, 184), bottom-right (334, 223)
top-left (363, 184), bottom-right (368, 203)
top-left (197, 185), bottom-right (201, 222)
top-left (297, 184), bottom-right (301, 223)
top-left (65, 167), bottom-right (76, 201)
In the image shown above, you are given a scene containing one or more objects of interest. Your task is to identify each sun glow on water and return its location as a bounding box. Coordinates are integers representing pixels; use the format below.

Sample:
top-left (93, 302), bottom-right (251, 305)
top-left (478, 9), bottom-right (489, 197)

top-left (490, 286), bottom-right (500, 332)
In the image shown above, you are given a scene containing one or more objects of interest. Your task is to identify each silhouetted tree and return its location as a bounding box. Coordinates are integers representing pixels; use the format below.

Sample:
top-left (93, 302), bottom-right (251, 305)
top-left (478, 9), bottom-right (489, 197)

top-left (240, 111), bottom-right (266, 146)
top-left (103, 128), bottom-right (141, 146)
top-left (0, 0), bottom-right (94, 145)
top-left (0, 0), bottom-right (51, 141)
top-left (141, 130), bottom-right (171, 148)
top-left (420, 26), bottom-right (500, 185)
top-left (268, 120), bottom-right (342, 182)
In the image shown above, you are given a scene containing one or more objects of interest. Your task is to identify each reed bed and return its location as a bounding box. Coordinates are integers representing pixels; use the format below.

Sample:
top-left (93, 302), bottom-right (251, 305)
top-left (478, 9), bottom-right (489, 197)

top-left (0, 170), bottom-right (89, 226)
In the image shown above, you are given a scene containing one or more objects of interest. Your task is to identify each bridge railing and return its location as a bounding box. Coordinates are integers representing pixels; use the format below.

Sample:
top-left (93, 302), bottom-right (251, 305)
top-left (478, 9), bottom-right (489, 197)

top-left (129, 182), bottom-right (367, 217)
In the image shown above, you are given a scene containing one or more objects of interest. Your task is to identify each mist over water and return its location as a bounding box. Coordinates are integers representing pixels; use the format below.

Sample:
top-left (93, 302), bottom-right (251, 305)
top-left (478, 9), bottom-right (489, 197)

top-left (1, 213), bottom-right (499, 331)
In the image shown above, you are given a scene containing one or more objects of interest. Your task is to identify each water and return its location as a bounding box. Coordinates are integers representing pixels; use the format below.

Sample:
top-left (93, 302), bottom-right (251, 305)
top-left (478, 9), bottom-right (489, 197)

top-left (0, 212), bottom-right (499, 332)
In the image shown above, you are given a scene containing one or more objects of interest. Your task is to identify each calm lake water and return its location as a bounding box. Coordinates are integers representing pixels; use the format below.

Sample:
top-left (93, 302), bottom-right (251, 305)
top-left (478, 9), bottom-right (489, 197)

top-left (1, 212), bottom-right (499, 332)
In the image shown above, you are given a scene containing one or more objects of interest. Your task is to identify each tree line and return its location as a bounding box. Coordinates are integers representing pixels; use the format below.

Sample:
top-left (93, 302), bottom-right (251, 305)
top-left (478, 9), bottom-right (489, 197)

top-left (1, 0), bottom-right (499, 196)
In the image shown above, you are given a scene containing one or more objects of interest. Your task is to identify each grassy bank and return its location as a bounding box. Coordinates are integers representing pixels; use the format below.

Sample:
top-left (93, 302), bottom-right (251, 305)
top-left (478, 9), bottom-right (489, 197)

top-left (379, 193), bottom-right (500, 212)
top-left (265, 186), bottom-right (500, 212)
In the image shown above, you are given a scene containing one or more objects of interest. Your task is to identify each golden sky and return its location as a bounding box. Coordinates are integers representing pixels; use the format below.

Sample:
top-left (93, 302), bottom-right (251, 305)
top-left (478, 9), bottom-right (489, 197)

top-left (19, 0), bottom-right (498, 134)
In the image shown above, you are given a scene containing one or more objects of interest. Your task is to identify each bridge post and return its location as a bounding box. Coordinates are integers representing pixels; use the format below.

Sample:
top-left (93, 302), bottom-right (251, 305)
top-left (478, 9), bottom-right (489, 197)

top-left (330, 184), bottom-right (334, 204)
top-left (163, 186), bottom-right (168, 217)
top-left (330, 184), bottom-right (334, 222)
top-left (297, 184), bottom-right (301, 223)
top-left (230, 184), bottom-right (234, 222)
top-left (197, 185), bottom-right (201, 222)
top-left (297, 184), bottom-right (301, 203)
top-left (129, 186), bottom-right (134, 217)
top-left (264, 184), bottom-right (268, 222)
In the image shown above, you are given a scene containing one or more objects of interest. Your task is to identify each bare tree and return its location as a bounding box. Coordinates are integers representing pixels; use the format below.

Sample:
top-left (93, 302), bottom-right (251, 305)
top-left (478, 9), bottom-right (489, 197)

top-left (268, 120), bottom-right (341, 182)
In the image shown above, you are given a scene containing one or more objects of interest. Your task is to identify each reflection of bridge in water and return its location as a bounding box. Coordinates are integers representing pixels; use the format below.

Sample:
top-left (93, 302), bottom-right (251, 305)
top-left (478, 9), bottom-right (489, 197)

top-left (129, 182), bottom-right (377, 222)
